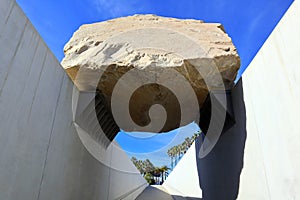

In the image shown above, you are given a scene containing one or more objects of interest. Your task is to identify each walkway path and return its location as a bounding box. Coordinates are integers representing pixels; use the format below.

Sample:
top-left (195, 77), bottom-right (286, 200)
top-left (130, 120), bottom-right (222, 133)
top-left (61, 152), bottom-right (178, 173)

top-left (135, 185), bottom-right (202, 200)
top-left (135, 185), bottom-right (173, 200)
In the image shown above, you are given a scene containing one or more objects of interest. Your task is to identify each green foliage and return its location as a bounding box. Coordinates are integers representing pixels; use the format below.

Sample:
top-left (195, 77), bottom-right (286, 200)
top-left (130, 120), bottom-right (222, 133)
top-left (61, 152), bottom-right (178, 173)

top-left (144, 172), bottom-right (155, 185)
top-left (130, 131), bottom-right (202, 185)
top-left (167, 131), bottom-right (202, 170)
top-left (131, 158), bottom-right (170, 185)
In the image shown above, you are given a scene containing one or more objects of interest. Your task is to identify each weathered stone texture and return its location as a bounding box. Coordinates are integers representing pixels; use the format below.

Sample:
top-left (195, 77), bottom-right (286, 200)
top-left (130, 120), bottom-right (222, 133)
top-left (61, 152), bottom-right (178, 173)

top-left (61, 14), bottom-right (240, 132)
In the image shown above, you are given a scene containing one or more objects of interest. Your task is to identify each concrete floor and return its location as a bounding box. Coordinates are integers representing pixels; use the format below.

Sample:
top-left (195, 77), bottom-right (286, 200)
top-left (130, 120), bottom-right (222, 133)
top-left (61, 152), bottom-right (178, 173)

top-left (136, 186), bottom-right (173, 200)
top-left (136, 185), bottom-right (202, 200)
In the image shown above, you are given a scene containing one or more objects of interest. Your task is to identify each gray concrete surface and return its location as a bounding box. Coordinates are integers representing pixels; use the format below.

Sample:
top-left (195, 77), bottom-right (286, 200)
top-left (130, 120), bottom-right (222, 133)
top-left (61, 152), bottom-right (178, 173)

top-left (136, 185), bottom-right (203, 200)
top-left (163, 142), bottom-right (202, 198)
top-left (1, 0), bottom-right (300, 199)
top-left (136, 186), bottom-right (174, 200)
top-left (163, 2), bottom-right (300, 199)
top-left (0, 0), bottom-right (147, 199)
top-left (238, 1), bottom-right (300, 199)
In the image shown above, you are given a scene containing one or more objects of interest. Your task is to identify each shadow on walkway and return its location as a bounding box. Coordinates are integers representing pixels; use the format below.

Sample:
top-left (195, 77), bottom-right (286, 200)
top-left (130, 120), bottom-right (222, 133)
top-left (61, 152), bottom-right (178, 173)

top-left (136, 186), bottom-right (202, 200)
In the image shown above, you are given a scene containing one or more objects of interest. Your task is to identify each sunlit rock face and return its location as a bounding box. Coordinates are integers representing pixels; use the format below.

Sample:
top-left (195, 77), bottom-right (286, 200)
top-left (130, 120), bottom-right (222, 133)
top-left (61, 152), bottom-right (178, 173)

top-left (61, 14), bottom-right (240, 133)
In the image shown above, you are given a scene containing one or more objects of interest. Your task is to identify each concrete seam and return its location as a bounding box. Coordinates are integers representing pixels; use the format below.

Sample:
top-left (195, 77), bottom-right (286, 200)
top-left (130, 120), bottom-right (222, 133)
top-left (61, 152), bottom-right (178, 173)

top-left (107, 143), bottom-right (113, 200)
top-left (245, 83), bottom-right (272, 200)
top-left (260, 33), bottom-right (297, 199)
top-left (27, 44), bottom-right (47, 122)
top-left (275, 30), bottom-right (296, 101)
top-left (0, 1), bottom-right (15, 39)
top-left (16, 33), bottom-right (40, 102)
top-left (77, 128), bottom-right (85, 197)
top-left (0, 19), bottom-right (28, 98)
top-left (36, 70), bottom-right (65, 200)
top-left (117, 183), bottom-right (148, 200)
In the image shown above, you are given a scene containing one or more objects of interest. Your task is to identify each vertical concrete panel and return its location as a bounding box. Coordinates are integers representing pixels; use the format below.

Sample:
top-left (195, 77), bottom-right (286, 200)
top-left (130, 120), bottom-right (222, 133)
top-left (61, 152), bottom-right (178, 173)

top-left (0, 30), bottom-right (45, 200)
top-left (239, 1), bottom-right (300, 199)
top-left (0, 51), bottom-right (64, 200)
top-left (0, 5), bottom-right (45, 200)
top-left (37, 74), bottom-right (110, 200)
top-left (0, 22), bottom-right (38, 123)
top-left (108, 144), bottom-right (148, 199)
top-left (238, 76), bottom-right (270, 200)
top-left (163, 142), bottom-right (202, 198)
top-left (0, 2), bottom-right (147, 199)
top-left (0, 0), bottom-right (14, 35)
top-left (108, 168), bottom-right (146, 199)
top-left (275, 1), bottom-right (300, 104)
top-left (0, 3), bottom-right (27, 89)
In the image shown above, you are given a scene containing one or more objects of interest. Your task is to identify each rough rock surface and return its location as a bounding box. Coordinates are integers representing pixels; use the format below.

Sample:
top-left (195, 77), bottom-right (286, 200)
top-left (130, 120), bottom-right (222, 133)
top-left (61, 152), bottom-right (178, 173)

top-left (61, 14), bottom-right (240, 133)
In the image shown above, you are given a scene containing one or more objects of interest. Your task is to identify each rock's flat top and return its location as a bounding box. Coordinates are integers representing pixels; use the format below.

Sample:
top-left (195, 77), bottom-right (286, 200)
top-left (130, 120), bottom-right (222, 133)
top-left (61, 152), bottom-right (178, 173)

top-left (62, 14), bottom-right (239, 71)
top-left (61, 14), bottom-right (240, 133)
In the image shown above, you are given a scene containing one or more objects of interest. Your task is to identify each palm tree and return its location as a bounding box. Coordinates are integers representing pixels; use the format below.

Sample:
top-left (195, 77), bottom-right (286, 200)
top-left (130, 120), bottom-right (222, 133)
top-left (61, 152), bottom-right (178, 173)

top-left (167, 131), bottom-right (204, 171)
top-left (138, 160), bottom-right (145, 175)
top-left (184, 137), bottom-right (192, 149)
top-left (191, 131), bottom-right (201, 143)
top-left (158, 165), bottom-right (169, 184)
top-left (144, 159), bottom-right (155, 173)
top-left (131, 157), bottom-right (143, 174)
top-left (174, 145), bottom-right (180, 165)
top-left (179, 143), bottom-right (185, 159)
top-left (168, 146), bottom-right (177, 169)
top-left (167, 148), bottom-right (174, 170)
top-left (151, 167), bottom-right (161, 184)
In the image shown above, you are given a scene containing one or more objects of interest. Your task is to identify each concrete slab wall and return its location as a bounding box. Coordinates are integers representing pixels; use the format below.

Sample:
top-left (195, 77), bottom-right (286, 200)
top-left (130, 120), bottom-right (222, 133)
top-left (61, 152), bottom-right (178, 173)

top-left (163, 1), bottom-right (300, 199)
top-left (0, 0), bottom-right (147, 199)
top-left (163, 142), bottom-right (202, 198)
top-left (239, 1), bottom-right (300, 199)
top-left (1, 0), bottom-right (300, 199)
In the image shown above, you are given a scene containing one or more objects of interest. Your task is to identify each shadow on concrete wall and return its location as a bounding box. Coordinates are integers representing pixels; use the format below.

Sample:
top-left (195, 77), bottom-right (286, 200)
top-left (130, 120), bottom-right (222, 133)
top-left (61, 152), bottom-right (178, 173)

top-left (196, 78), bottom-right (247, 200)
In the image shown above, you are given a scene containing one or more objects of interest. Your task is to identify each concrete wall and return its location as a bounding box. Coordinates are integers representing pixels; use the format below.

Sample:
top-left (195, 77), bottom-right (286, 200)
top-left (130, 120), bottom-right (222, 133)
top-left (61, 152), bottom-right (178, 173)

top-left (1, 0), bottom-right (300, 199)
top-left (238, 1), bottom-right (300, 199)
top-left (163, 1), bottom-right (300, 199)
top-left (0, 0), bottom-right (147, 199)
top-left (163, 142), bottom-right (202, 198)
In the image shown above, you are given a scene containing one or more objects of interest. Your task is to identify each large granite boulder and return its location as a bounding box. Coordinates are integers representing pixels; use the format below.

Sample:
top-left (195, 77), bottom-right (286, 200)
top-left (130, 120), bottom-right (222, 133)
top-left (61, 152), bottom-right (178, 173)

top-left (61, 14), bottom-right (240, 133)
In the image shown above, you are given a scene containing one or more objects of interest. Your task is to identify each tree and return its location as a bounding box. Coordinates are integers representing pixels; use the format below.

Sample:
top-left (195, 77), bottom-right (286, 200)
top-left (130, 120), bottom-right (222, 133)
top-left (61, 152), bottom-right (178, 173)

top-left (179, 143), bottom-right (186, 159)
top-left (159, 165), bottom-right (169, 183)
top-left (173, 145), bottom-right (181, 165)
top-left (167, 148), bottom-right (174, 170)
top-left (144, 172), bottom-right (155, 185)
top-left (131, 157), bottom-right (170, 185)
top-left (191, 131), bottom-right (201, 143)
top-left (184, 137), bottom-right (192, 149)
top-left (144, 159), bottom-right (155, 174)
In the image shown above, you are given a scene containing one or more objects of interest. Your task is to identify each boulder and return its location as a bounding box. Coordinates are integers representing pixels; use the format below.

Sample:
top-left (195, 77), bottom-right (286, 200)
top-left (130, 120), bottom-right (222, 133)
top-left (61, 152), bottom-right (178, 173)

top-left (61, 14), bottom-right (240, 133)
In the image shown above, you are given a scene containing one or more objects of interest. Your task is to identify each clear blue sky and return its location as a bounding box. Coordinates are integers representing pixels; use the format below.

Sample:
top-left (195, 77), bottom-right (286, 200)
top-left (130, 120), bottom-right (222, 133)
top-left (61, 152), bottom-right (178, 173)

top-left (16, 0), bottom-right (293, 167)
top-left (116, 122), bottom-right (200, 167)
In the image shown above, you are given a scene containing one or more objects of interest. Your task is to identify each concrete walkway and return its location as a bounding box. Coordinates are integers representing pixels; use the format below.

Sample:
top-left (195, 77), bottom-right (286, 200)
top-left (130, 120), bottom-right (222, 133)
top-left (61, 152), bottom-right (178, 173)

top-left (136, 185), bottom-right (173, 200)
top-left (136, 185), bottom-right (202, 200)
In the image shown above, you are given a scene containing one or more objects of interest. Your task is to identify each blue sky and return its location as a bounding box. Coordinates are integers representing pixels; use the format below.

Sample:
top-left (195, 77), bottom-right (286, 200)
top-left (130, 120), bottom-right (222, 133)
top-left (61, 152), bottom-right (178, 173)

top-left (16, 0), bottom-right (293, 167)
top-left (116, 122), bottom-right (200, 167)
